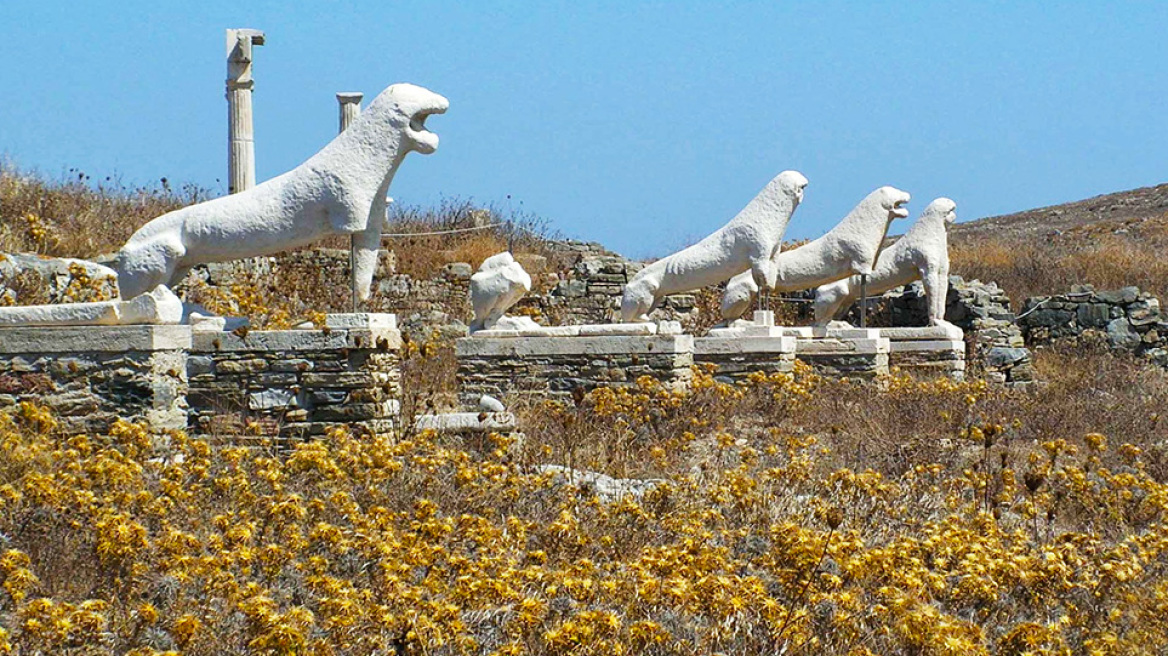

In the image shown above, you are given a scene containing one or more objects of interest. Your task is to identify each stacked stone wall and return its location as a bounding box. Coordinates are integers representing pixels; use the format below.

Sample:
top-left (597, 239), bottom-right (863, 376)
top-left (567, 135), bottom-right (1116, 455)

top-left (1019, 285), bottom-right (1168, 368)
top-left (188, 326), bottom-right (401, 438)
top-left (882, 276), bottom-right (1034, 385)
top-left (693, 341), bottom-right (797, 381)
top-left (455, 335), bottom-right (694, 404)
top-left (0, 326), bottom-right (189, 434)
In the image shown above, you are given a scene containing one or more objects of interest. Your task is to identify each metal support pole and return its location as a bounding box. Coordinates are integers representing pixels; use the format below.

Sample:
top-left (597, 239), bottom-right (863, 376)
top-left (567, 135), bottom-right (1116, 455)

top-left (859, 274), bottom-right (868, 327)
top-left (337, 92), bottom-right (363, 313)
top-left (226, 29), bottom-right (264, 194)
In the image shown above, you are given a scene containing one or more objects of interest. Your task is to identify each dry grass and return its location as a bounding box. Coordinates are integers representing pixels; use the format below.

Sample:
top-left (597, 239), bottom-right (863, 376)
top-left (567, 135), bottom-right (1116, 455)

top-left (382, 199), bottom-right (566, 279)
top-left (950, 214), bottom-right (1168, 303)
top-left (0, 165), bottom-right (206, 259)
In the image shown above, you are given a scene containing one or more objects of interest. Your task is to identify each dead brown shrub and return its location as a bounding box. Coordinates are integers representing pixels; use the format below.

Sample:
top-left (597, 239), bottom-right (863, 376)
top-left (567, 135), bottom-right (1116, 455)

top-left (0, 165), bottom-right (206, 258)
top-left (951, 214), bottom-right (1168, 302)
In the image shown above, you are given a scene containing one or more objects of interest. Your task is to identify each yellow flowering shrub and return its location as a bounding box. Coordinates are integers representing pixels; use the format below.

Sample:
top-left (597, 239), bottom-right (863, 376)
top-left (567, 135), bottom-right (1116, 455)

top-left (0, 346), bottom-right (1166, 654)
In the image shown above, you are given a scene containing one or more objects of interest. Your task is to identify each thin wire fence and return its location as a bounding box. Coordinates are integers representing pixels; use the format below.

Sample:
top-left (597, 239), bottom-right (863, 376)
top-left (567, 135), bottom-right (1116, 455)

top-left (380, 223), bottom-right (504, 239)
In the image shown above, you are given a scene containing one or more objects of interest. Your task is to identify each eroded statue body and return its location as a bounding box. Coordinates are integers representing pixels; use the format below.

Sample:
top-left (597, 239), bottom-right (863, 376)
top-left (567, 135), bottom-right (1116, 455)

top-left (720, 186), bottom-right (910, 321)
top-left (620, 171), bottom-right (808, 322)
top-left (469, 252), bottom-right (532, 332)
top-left (112, 83), bottom-right (448, 301)
top-left (813, 197), bottom-right (957, 328)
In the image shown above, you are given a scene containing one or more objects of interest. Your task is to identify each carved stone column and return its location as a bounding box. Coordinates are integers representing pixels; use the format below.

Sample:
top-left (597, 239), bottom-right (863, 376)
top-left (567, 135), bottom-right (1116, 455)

top-left (336, 92), bottom-right (363, 133)
top-left (226, 28), bottom-right (265, 194)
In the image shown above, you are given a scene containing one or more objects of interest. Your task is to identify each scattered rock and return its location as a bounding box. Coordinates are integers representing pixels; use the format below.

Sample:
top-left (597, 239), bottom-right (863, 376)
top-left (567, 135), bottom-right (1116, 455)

top-left (534, 464), bottom-right (664, 502)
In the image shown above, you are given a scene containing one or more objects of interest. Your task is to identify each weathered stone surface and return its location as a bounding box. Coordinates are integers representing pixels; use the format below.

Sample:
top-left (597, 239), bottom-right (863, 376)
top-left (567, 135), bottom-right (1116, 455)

top-left (1096, 287), bottom-right (1140, 305)
top-left (535, 465), bottom-right (664, 502)
top-left (187, 316), bottom-right (401, 438)
top-left (415, 412), bottom-right (516, 433)
top-left (248, 388), bottom-right (296, 410)
top-left (1107, 318), bottom-right (1142, 350)
top-left (0, 325), bottom-right (192, 354)
top-left (879, 325), bottom-right (964, 341)
top-left (321, 313), bottom-right (397, 330)
top-left (457, 335), bottom-right (692, 358)
top-left (0, 252), bottom-right (120, 305)
top-left (469, 253), bottom-right (531, 332)
top-left (790, 337), bottom-right (891, 379)
top-left (0, 324), bottom-right (189, 434)
top-left (695, 335), bottom-right (798, 355)
top-left (1077, 303), bottom-right (1111, 328)
top-left (985, 347), bottom-right (1031, 368)
top-left (694, 335), bottom-right (797, 381)
top-left (1019, 286), bottom-right (1167, 369)
top-left (887, 338), bottom-right (965, 380)
top-left (456, 335), bottom-right (693, 404)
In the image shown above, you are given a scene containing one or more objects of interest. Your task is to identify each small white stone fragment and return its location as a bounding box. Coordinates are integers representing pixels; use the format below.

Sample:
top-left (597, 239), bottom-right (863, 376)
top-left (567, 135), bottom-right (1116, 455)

top-left (534, 465), bottom-right (665, 502)
top-left (323, 313), bottom-right (397, 330)
top-left (190, 315), bottom-right (228, 332)
top-left (577, 323), bottom-right (657, 336)
top-left (248, 388), bottom-right (297, 410)
top-left (0, 284), bottom-right (182, 326)
top-left (415, 412), bottom-right (517, 433)
top-left (478, 395), bottom-right (506, 413)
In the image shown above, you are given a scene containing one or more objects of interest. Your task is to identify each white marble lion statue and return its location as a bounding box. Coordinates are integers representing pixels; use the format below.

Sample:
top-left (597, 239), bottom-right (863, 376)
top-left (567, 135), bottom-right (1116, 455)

top-left (813, 197), bottom-right (957, 328)
top-left (111, 83), bottom-right (448, 301)
top-left (620, 170), bottom-right (808, 323)
top-left (720, 186), bottom-right (910, 321)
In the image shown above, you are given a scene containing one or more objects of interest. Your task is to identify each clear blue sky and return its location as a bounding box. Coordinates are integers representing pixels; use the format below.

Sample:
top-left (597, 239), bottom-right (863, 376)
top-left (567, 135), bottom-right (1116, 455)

top-left (2, 1), bottom-right (1166, 258)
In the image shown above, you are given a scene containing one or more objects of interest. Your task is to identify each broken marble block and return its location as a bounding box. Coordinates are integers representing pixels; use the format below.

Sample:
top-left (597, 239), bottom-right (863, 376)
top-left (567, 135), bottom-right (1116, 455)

top-left (0, 285), bottom-right (183, 327)
top-left (0, 252), bottom-right (120, 304)
top-left (469, 252), bottom-right (532, 332)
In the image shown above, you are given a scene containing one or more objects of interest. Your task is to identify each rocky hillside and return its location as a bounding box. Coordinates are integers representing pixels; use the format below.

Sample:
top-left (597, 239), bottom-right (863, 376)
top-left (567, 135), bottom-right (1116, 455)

top-left (952, 182), bottom-right (1168, 242)
top-left (946, 182), bottom-right (1168, 304)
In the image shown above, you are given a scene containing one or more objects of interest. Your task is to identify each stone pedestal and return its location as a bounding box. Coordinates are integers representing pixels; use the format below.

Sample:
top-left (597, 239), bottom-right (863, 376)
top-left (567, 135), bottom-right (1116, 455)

top-left (703, 313), bottom-right (890, 379)
top-left (456, 324), bottom-right (693, 403)
top-left (694, 324), bottom-right (797, 382)
top-left (0, 325), bottom-right (191, 434)
top-left (188, 313), bottom-right (401, 438)
top-left (880, 326), bottom-right (966, 380)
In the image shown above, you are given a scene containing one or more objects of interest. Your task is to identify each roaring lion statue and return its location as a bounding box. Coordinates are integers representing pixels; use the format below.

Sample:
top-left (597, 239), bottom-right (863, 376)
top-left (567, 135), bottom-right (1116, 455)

top-left (720, 186), bottom-right (910, 322)
top-left (111, 83), bottom-right (448, 300)
top-left (813, 197), bottom-right (957, 328)
top-left (620, 170), bottom-right (808, 323)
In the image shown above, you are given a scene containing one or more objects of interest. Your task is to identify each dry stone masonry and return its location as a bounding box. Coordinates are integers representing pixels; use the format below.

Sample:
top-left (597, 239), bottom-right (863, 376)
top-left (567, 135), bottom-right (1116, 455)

top-left (0, 325), bottom-right (190, 434)
top-left (0, 314), bottom-right (402, 438)
top-left (188, 314), bottom-right (402, 438)
top-left (1019, 285), bottom-right (1168, 368)
top-left (456, 328), bottom-right (694, 404)
top-left (885, 276), bottom-right (1033, 385)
